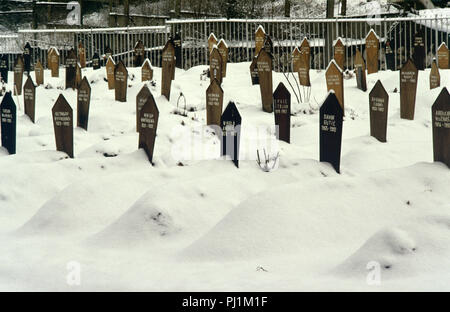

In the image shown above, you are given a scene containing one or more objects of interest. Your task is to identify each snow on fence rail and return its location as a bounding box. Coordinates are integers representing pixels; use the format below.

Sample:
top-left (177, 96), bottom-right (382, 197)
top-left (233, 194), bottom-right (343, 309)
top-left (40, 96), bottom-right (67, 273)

top-left (2, 16), bottom-right (449, 71)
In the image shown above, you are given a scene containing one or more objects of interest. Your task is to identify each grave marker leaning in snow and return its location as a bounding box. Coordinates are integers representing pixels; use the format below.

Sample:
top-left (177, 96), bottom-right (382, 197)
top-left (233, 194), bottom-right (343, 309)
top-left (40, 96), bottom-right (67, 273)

top-left (257, 49), bottom-right (273, 113)
top-left (13, 55), bottom-right (24, 96)
top-left (47, 47), bottom-right (59, 77)
top-left (412, 28), bottom-right (425, 70)
top-left (65, 49), bottom-right (77, 90)
top-left (299, 49), bottom-right (311, 87)
top-left (432, 87), bottom-right (450, 168)
top-left (161, 40), bottom-right (175, 100)
top-left (0, 54), bottom-right (9, 83)
top-left (273, 82), bottom-right (291, 144)
top-left (23, 42), bottom-right (32, 74)
top-left (141, 59), bottom-right (153, 82)
top-left (208, 33), bottom-right (218, 55)
top-left (134, 40), bottom-right (145, 67)
top-left (217, 39), bottom-right (228, 78)
top-left (365, 30), bottom-right (379, 74)
top-left (334, 38), bottom-right (345, 70)
top-left (437, 43), bottom-right (449, 69)
top-left (77, 77), bottom-right (91, 131)
top-left (220, 101), bottom-right (241, 168)
top-left (255, 26), bottom-right (266, 57)
top-left (325, 60), bottom-right (344, 112)
top-left (430, 59), bottom-right (440, 90)
top-left (138, 95), bottom-right (159, 164)
top-left (210, 47), bottom-right (223, 85)
top-left (75, 62), bottom-right (82, 89)
top-left (206, 78), bottom-right (223, 127)
top-left (52, 94), bottom-right (73, 158)
top-left (0, 91), bottom-right (17, 155)
top-left (78, 41), bottom-right (86, 68)
top-left (249, 56), bottom-right (259, 85)
top-left (136, 84), bottom-right (154, 132)
top-left (385, 40), bottom-right (395, 71)
top-left (400, 59), bottom-right (418, 120)
top-left (320, 92), bottom-right (343, 174)
top-left (106, 56), bottom-right (115, 90)
top-left (34, 60), bottom-right (44, 86)
top-left (173, 32), bottom-right (182, 69)
top-left (354, 48), bottom-right (367, 92)
top-left (23, 75), bottom-right (36, 123)
top-left (92, 52), bottom-right (101, 70)
top-left (369, 80), bottom-right (389, 143)
top-left (114, 60), bottom-right (128, 102)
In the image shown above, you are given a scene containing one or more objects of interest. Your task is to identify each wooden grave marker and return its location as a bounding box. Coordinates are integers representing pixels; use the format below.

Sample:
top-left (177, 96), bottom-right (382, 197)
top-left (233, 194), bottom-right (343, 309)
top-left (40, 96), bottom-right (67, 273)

top-left (138, 95), bottom-right (159, 163)
top-left (161, 40), bottom-right (175, 100)
top-left (217, 39), bottom-right (228, 78)
top-left (334, 38), bottom-right (345, 70)
top-left (208, 33), bottom-right (218, 54)
top-left (173, 33), bottom-right (182, 69)
top-left (114, 60), bottom-right (128, 102)
top-left (430, 59), bottom-right (440, 90)
top-left (300, 38), bottom-right (311, 70)
top-left (134, 40), bottom-right (145, 67)
top-left (325, 60), bottom-right (344, 112)
top-left (263, 35), bottom-right (274, 57)
top-left (77, 77), bottom-right (91, 131)
top-left (0, 54), bottom-right (9, 83)
top-left (210, 47), bottom-right (223, 85)
top-left (432, 87), bottom-right (450, 168)
top-left (273, 82), bottom-right (291, 144)
top-left (13, 55), bottom-right (24, 96)
top-left (23, 42), bottom-right (32, 74)
top-left (78, 41), bottom-right (86, 68)
top-left (206, 78), bottom-right (224, 127)
top-left (106, 56), bottom-right (115, 90)
top-left (299, 49), bottom-right (311, 87)
top-left (256, 49), bottom-right (273, 113)
top-left (34, 60), bottom-right (44, 86)
top-left (92, 52), bottom-right (101, 70)
top-left (320, 92), bottom-right (343, 173)
top-left (48, 47), bottom-right (59, 77)
top-left (136, 84), bottom-right (155, 132)
top-left (354, 48), bottom-right (367, 92)
top-left (65, 49), bottom-right (77, 90)
top-left (75, 62), bottom-right (82, 88)
top-left (249, 56), bottom-right (259, 85)
top-left (412, 28), bottom-right (425, 70)
top-left (23, 75), bottom-right (36, 123)
top-left (292, 47), bottom-right (301, 72)
top-left (437, 43), bottom-right (449, 69)
top-left (141, 59), bottom-right (153, 82)
top-left (400, 59), bottom-right (418, 120)
top-left (369, 80), bottom-right (389, 142)
top-left (0, 91), bottom-right (17, 154)
top-left (365, 29), bottom-right (379, 74)
top-left (52, 94), bottom-right (73, 158)
top-left (255, 25), bottom-right (266, 56)
top-left (220, 101), bottom-right (241, 168)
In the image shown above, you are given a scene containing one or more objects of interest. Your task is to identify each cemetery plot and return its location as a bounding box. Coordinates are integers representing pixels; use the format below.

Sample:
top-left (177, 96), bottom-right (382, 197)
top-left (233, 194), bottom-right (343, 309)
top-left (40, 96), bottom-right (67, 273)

top-left (365, 30), bottom-right (379, 74)
top-left (206, 78), bottom-right (224, 127)
top-left (430, 60), bottom-right (440, 90)
top-left (13, 56), bottom-right (24, 96)
top-left (437, 43), bottom-right (449, 69)
top-left (48, 47), bottom-right (59, 77)
top-left (273, 82), bottom-right (291, 144)
top-left (210, 47), bottom-right (223, 85)
top-left (354, 49), bottom-right (367, 92)
top-left (432, 87), bottom-right (450, 168)
top-left (141, 59), bottom-right (153, 82)
top-left (136, 84), bottom-right (155, 132)
top-left (257, 49), bottom-right (273, 113)
top-left (138, 95), bottom-right (159, 163)
top-left (255, 26), bottom-right (266, 56)
top-left (77, 77), bottom-right (91, 131)
top-left (325, 60), bottom-right (344, 112)
top-left (334, 38), bottom-right (345, 70)
top-left (217, 39), bottom-right (228, 78)
top-left (106, 56), bottom-right (116, 90)
top-left (161, 41), bottom-right (176, 100)
top-left (35, 60), bottom-right (44, 86)
top-left (114, 60), bottom-right (128, 102)
top-left (23, 75), bottom-right (36, 123)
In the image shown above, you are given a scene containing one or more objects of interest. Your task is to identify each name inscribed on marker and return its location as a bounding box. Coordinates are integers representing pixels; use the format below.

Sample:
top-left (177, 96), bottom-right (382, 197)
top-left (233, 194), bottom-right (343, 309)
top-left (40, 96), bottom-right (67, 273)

top-left (435, 110), bottom-right (450, 129)
top-left (1, 108), bottom-right (12, 123)
top-left (257, 61), bottom-right (271, 72)
top-left (115, 71), bottom-right (126, 82)
top-left (78, 89), bottom-right (89, 102)
top-left (327, 75), bottom-right (340, 86)
top-left (207, 93), bottom-right (220, 106)
top-left (274, 99), bottom-right (289, 114)
top-left (24, 89), bottom-right (34, 101)
top-left (371, 97), bottom-right (385, 112)
top-left (321, 114), bottom-right (337, 133)
top-left (401, 71), bottom-right (416, 83)
top-left (140, 113), bottom-right (155, 129)
top-left (54, 111), bottom-right (71, 127)
top-left (223, 121), bottom-right (237, 136)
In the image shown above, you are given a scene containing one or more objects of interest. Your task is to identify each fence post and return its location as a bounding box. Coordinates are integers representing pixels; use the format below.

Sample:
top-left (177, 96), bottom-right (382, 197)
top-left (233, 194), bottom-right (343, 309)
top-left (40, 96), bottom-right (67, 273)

top-left (245, 19), bottom-right (249, 62)
top-left (435, 14), bottom-right (438, 58)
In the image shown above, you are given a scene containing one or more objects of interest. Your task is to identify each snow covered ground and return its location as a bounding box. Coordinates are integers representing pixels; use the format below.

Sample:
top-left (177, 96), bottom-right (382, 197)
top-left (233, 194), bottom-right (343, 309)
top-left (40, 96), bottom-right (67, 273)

top-left (0, 61), bottom-right (449, 291)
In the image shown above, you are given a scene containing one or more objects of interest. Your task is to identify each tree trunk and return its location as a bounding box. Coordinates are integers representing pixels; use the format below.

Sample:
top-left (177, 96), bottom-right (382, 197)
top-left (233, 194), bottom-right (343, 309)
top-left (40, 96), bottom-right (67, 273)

top-left (326, 0), bottom-right (335, 18)
top-left (175, 0), bottom-right (181, 18)
top-left (326, 0), bottom-right (336, 68)
top-left (341, 0), bottom-right (347, 16)
top-left (284, 0), bottom-right (291, 17)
